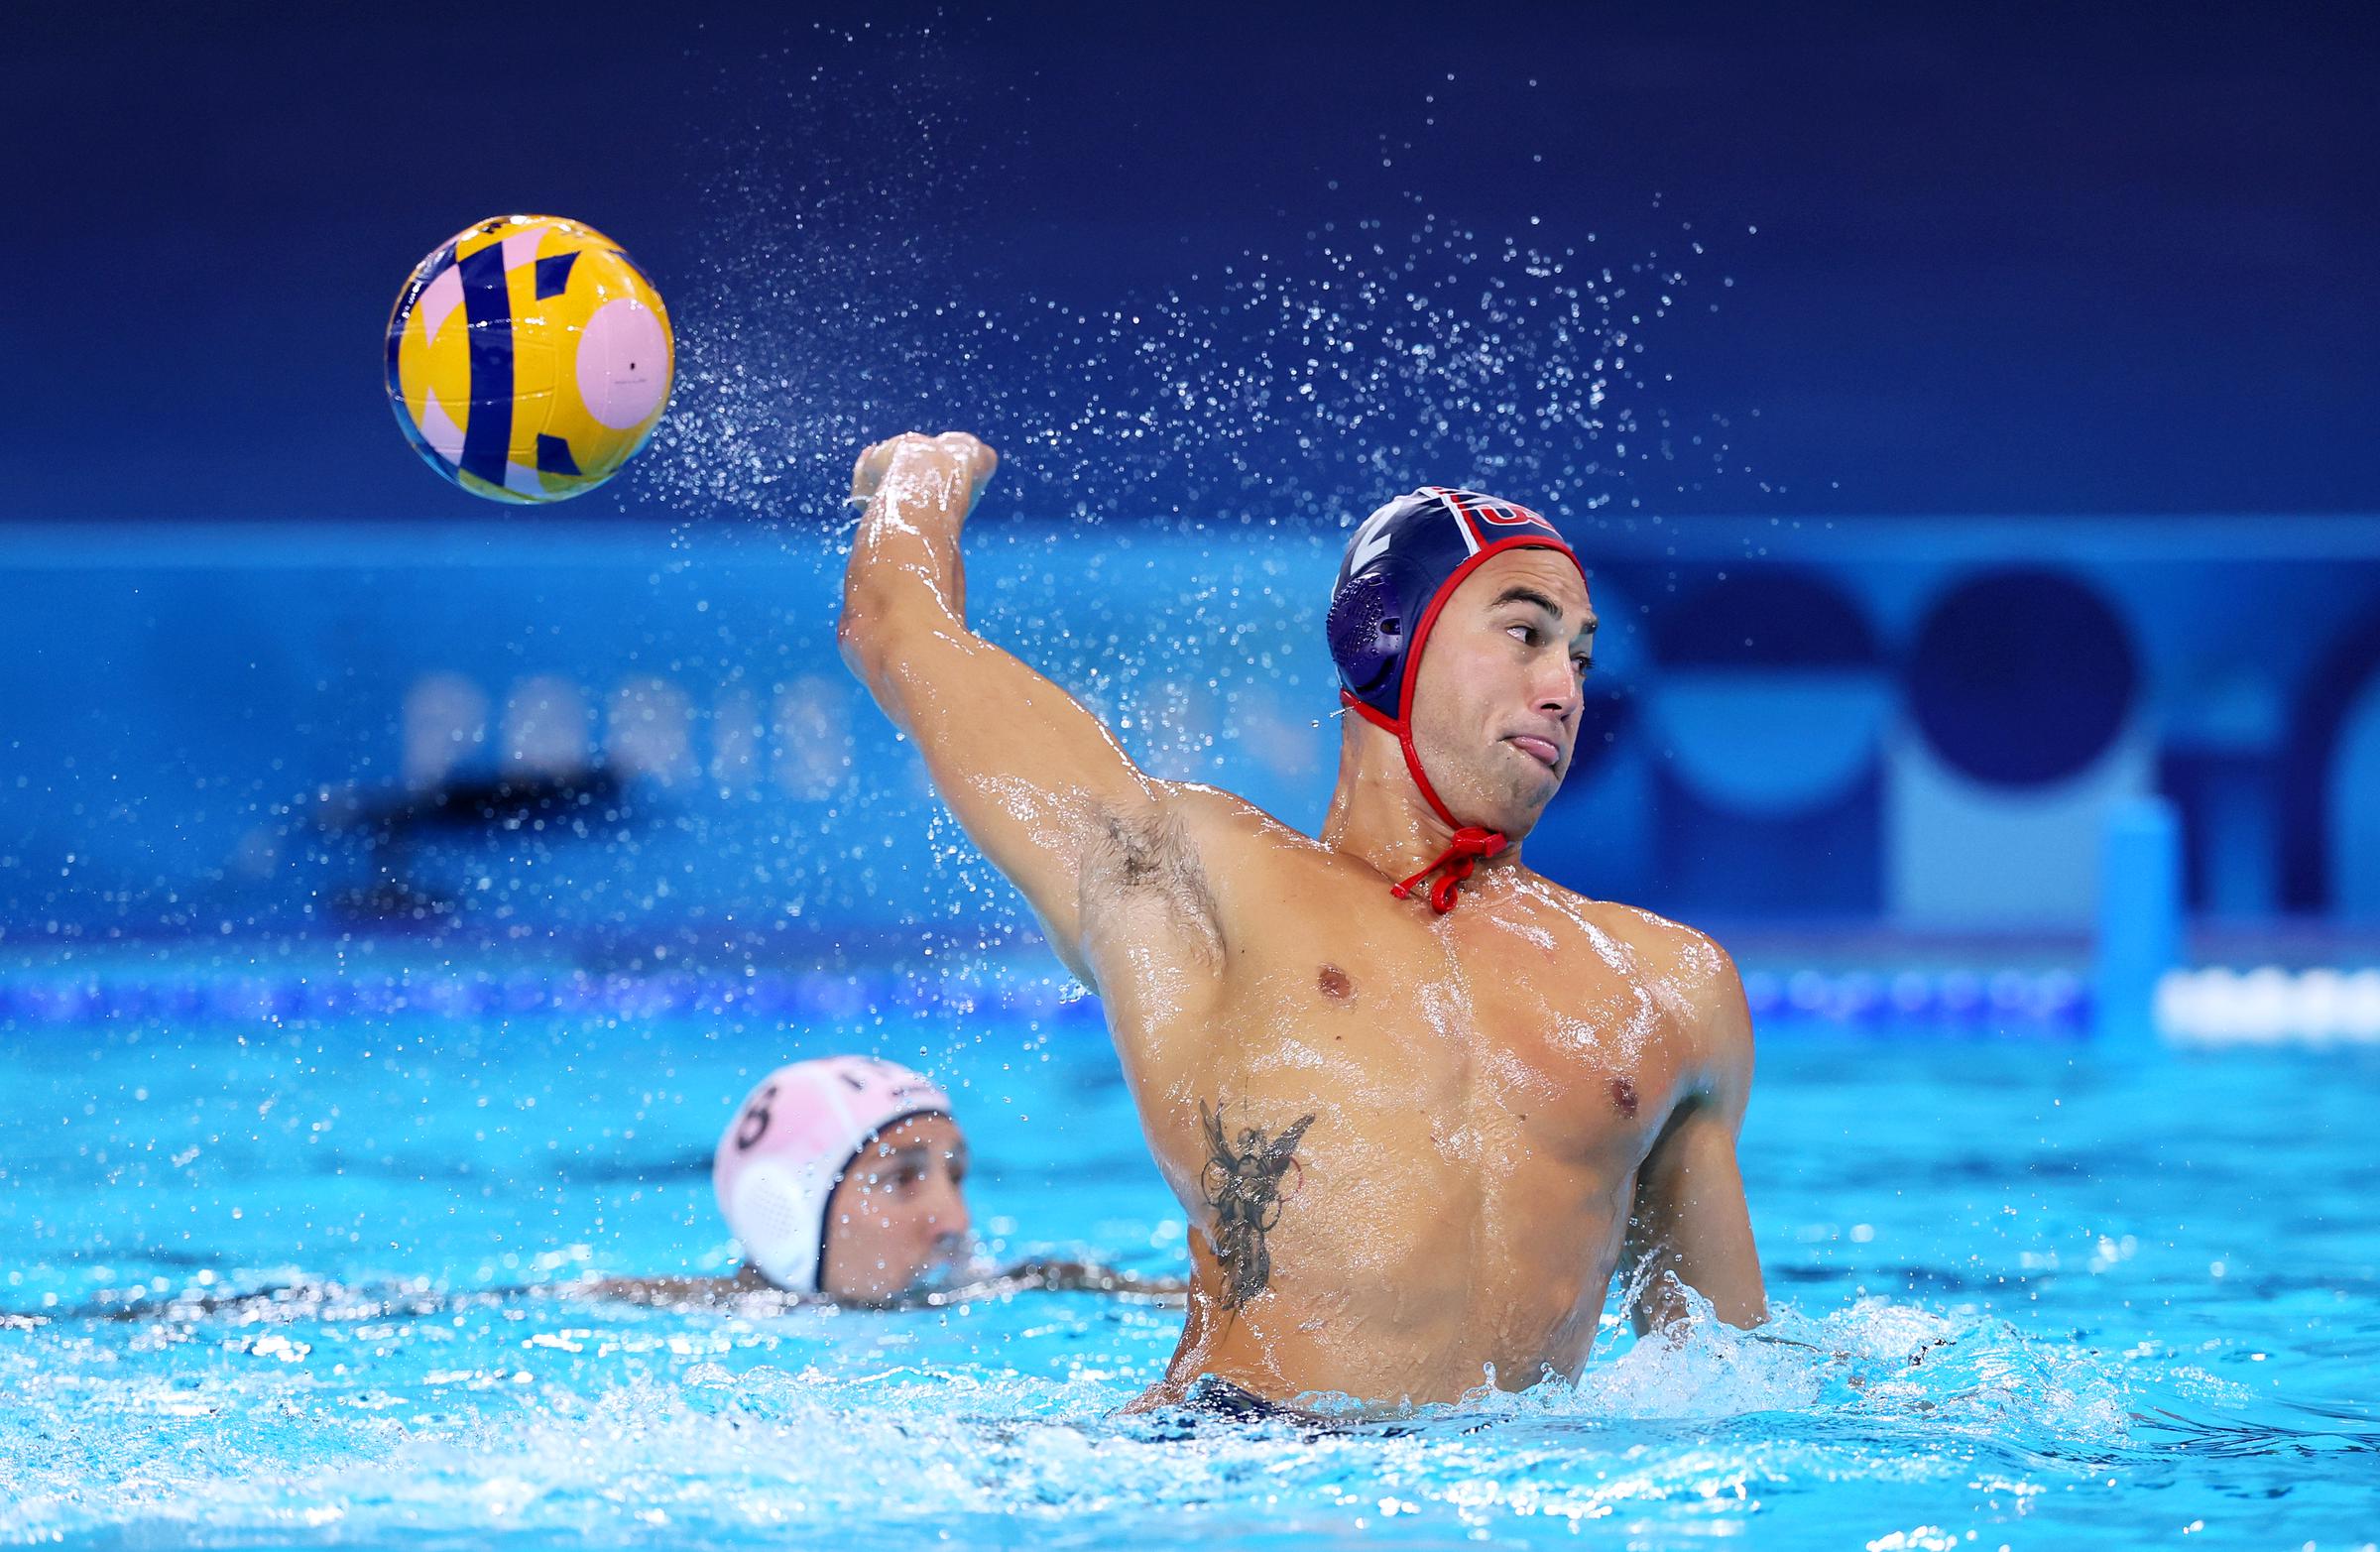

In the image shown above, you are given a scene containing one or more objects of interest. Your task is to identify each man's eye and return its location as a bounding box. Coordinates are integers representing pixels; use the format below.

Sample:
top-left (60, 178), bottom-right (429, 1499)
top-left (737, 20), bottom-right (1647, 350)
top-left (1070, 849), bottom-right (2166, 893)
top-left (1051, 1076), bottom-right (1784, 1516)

top-left (1573, 656), bottom-right (1595, 676)
top-left (1509, 624), bottom-right (1538, 646)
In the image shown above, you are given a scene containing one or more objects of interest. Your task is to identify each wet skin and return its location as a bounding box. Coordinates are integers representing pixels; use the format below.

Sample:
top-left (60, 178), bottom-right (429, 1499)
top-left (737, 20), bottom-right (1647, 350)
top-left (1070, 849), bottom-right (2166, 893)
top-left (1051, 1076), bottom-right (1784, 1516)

top-left (818, 1114), bottom-right (974, 1301)
top-left (840, 432), bottom-right (1765, 1408)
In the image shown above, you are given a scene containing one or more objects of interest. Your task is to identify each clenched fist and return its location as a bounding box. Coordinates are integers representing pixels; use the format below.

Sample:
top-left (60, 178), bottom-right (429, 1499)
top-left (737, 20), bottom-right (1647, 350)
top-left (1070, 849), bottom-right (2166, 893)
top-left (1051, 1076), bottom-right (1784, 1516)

top-left (850, 431), bottom-right (999, 522)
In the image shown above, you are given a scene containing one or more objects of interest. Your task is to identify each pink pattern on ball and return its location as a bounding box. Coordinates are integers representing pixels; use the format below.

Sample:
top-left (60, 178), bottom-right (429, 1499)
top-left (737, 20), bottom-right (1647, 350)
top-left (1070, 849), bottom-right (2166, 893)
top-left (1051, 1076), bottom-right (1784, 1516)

top-left (500, 222), bottom-right (553, 275)
top-left (417, 390), bottom-right (465, 468)
top-left (575, 298), bottom-right (669, 430)
top-left (417, 265), bottom-right (465, 346)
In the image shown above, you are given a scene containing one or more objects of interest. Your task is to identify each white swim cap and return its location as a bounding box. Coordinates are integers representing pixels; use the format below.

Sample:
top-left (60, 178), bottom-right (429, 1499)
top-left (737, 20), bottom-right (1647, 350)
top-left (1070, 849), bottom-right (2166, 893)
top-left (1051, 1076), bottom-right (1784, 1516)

top-left (712, 1056), bottom-right (952, 1292)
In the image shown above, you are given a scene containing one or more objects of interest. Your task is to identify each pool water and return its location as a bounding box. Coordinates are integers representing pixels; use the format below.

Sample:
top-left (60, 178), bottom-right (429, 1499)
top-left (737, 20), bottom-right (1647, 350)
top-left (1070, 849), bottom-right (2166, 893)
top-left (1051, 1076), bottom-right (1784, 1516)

top-left (2, 956), bottom-right (2375, 1550)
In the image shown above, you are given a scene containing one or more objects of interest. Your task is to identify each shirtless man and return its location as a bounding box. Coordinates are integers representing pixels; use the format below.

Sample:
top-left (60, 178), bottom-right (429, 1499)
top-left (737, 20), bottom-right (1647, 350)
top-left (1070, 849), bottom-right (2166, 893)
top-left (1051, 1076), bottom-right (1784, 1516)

top-left (839, 431), bottom-right (1765, 1411)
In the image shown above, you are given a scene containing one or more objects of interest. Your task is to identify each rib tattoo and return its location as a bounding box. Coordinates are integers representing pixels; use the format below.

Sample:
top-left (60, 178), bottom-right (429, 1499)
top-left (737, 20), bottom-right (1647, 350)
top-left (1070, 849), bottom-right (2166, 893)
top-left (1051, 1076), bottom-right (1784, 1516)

top-left (1198, 1099), bottom-right (1316, 1307)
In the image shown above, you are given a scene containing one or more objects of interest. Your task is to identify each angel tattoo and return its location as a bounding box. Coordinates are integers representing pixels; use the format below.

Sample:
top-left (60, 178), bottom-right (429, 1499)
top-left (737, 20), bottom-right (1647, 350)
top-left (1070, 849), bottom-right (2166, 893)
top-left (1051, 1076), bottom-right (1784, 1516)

top-left (1198, 1099), bottom-right (1316, 1308)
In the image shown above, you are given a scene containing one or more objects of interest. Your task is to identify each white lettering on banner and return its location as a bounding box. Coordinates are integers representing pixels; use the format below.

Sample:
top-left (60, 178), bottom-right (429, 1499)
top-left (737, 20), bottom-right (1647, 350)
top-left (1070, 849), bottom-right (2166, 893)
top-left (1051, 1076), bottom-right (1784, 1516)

top-left (503, 675), bottom-right (592, 777)
top-left (395, 672), bottom-right (869, 799)
top-left (607, 677), bottom-right (695, 784)
top-left (403, 673), bottom-right (488, 790)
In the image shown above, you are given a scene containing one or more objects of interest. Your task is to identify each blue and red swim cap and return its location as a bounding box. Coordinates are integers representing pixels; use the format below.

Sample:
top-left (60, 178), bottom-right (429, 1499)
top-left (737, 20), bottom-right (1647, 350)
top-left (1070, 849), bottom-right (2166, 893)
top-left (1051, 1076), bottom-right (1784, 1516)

top-left (1326, 486), bottom-right (1585, 910)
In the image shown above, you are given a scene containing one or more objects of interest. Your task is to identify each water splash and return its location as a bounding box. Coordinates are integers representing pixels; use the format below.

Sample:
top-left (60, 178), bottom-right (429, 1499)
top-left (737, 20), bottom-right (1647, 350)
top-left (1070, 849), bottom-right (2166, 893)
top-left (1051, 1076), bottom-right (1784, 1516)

top-left (0, 1282), bottom-right (2232, 1549)
top-left (644, 23), bottom-right (1755, 533)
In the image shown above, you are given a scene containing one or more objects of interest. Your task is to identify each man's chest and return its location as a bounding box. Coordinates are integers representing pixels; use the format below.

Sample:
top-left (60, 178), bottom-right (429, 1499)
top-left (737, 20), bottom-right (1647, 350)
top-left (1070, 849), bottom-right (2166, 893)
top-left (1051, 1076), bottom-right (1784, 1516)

top-left (1207, 895), bottom-right (1687, 1164)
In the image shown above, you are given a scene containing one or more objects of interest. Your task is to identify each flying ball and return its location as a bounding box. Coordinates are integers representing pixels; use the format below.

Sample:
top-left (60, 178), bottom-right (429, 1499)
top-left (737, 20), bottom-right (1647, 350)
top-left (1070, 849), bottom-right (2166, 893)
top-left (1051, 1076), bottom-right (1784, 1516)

top-left (385, 215), bottom-right (672, 503)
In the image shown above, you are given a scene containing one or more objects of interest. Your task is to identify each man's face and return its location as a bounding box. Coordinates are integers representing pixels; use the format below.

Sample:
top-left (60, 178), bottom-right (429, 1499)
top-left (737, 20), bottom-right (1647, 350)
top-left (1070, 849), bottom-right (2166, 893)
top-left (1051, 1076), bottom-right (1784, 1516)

top-left (818, 1114), bottom-right (974, 1300)
top-left (1406, 548), bottom-right (1596, 838)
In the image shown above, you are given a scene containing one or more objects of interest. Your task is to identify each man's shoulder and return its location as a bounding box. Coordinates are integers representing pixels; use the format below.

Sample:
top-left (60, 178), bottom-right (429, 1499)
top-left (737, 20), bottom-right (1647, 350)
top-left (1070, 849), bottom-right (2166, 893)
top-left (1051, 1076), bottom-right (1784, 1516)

top-left (1161, 781), bottom-right (1328, 856)
top-left (1536, 887), bottom-right (1725, 970)
top-left (1539, 887), bottom-right (1748, 1036)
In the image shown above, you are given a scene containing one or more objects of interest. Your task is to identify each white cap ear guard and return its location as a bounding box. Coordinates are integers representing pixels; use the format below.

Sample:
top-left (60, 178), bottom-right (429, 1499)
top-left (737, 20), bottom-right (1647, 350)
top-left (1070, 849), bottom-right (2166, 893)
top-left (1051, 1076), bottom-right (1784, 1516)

top-left (722, 1160), bottom-right (823, 1291)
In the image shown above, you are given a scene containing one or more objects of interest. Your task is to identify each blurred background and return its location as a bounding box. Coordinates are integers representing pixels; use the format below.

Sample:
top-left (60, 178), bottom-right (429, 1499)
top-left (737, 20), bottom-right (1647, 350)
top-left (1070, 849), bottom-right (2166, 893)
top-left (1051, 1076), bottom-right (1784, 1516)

top-left (4, 0), bottom-right (2376, 1034)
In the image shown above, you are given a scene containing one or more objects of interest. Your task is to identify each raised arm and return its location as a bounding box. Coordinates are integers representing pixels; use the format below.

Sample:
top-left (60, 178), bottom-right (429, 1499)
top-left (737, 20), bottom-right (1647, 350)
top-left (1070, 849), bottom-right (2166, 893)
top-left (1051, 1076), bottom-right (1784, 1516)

top-left (835, 431), bottom-right (1174, 985)
top-left (1623, 939), bottom-right (1767, 1334)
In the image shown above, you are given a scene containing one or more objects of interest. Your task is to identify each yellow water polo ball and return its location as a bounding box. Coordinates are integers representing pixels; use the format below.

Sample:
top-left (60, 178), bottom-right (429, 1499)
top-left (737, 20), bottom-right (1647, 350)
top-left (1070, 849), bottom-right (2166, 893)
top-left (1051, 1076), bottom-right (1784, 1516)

top-left (385, 214), bottom-right (673, 503)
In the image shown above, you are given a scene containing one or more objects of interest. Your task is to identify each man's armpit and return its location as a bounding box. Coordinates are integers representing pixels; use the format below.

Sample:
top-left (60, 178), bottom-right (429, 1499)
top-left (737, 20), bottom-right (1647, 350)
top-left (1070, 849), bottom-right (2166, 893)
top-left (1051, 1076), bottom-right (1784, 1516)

top-left (1082, 801), bottom-right (1224, 960)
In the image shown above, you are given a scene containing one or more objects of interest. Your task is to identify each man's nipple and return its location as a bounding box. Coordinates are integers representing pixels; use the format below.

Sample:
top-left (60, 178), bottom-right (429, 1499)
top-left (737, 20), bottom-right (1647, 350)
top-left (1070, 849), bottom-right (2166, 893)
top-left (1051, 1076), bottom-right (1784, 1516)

top-left (1318, 964), bottom-right (1354, 1000)
top-left (1609, 1076), bottom-right (1639, 1119)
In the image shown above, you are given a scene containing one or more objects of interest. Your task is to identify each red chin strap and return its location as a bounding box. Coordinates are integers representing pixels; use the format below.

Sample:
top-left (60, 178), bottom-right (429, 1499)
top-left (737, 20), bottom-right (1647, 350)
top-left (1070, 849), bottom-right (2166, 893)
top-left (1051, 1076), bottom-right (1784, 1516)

top-left (1343, 690), bottom-right (1506, 913)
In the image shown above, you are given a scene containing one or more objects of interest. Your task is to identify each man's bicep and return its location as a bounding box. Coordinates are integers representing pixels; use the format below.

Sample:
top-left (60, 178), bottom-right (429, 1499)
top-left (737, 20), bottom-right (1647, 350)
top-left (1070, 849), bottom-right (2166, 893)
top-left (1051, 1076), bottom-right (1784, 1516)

top-left (864, 621), bottom-right (1162, 960)
top-left (1624, 937), bottom-right (1765, 1332)
top-left (1624, 1102), bottom-right (1766, 1333)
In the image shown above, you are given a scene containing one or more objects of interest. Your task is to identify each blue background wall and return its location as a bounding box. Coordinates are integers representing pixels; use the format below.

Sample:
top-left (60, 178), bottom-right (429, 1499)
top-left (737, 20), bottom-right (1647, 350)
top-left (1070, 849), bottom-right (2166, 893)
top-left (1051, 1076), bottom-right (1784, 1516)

top-left (5, 5), bottom-right (2374, 955)
top-left (7, 516), bottom-right (2375, 948)
top-left (5, 2), bottom-right (2374, 526)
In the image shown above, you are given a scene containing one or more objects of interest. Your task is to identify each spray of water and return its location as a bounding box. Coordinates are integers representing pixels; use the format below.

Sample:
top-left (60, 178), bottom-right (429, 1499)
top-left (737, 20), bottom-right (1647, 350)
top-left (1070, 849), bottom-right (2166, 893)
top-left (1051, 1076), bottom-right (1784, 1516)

top-left (644, 21), bottom-right (1760, 533)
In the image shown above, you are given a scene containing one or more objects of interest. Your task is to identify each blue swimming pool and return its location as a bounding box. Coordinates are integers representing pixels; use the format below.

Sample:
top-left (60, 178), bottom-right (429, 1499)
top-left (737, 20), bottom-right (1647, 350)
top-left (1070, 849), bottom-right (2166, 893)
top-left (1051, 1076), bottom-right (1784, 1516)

top-left (2, 948), bottom-right (2374, 1550)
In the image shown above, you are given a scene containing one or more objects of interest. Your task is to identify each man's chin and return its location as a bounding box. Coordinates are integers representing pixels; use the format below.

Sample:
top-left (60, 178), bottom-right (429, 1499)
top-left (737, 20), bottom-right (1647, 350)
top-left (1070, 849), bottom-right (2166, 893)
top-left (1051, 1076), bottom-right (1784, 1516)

top-left (1429, 743), bottom-right (1561, 833)
top-left (1502, 778), bottom-right (1565, 836)
top-left (1474, 798), bottom-right (1551, 843)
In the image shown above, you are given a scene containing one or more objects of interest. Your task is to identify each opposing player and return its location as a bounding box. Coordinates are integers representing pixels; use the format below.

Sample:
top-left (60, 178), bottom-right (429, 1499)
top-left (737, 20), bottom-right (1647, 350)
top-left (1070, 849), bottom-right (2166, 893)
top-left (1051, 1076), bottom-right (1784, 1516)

top-left (42, 1055), bottom-right (1174, 1328)
top-left (839, 432), bottom-right (1766, 1411)
top-left (595, 1055), bottom-right (1179, 1308)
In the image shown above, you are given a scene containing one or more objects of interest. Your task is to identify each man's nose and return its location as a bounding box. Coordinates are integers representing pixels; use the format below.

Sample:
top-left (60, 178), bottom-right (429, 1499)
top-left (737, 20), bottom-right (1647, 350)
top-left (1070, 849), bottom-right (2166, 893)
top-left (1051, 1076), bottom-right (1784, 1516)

top-left (927, 1172), bottom-right (972, 1238)
top-left (1533, 658), bottom-right (1581, 719)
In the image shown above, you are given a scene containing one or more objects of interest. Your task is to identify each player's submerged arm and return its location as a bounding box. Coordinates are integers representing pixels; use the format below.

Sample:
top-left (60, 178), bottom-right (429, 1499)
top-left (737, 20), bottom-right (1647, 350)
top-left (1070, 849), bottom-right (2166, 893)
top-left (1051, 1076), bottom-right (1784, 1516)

top-left (1623, 936), bottom-right (1768, 1333)
top-left (836, 432), bottom-right (1187, 986)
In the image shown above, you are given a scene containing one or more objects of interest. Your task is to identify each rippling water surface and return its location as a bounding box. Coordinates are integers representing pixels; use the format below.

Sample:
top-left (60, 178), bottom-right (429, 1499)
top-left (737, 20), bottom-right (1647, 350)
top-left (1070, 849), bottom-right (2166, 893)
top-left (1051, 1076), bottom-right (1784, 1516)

top-left (3, 960), bottom-right (2374, 1549)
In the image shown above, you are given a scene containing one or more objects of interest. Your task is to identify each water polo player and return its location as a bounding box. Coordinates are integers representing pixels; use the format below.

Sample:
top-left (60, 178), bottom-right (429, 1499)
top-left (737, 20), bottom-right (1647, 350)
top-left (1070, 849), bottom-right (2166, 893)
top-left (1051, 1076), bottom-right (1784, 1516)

top-left (591, 1054), bottom-right (1180, 1308)
top-left (840, 432), bottom-right (1767, 1411)
top-left (713, 1055), bottom-right (973, 1299)
top-left (62, 1054), bottom-right (1171, 1325)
